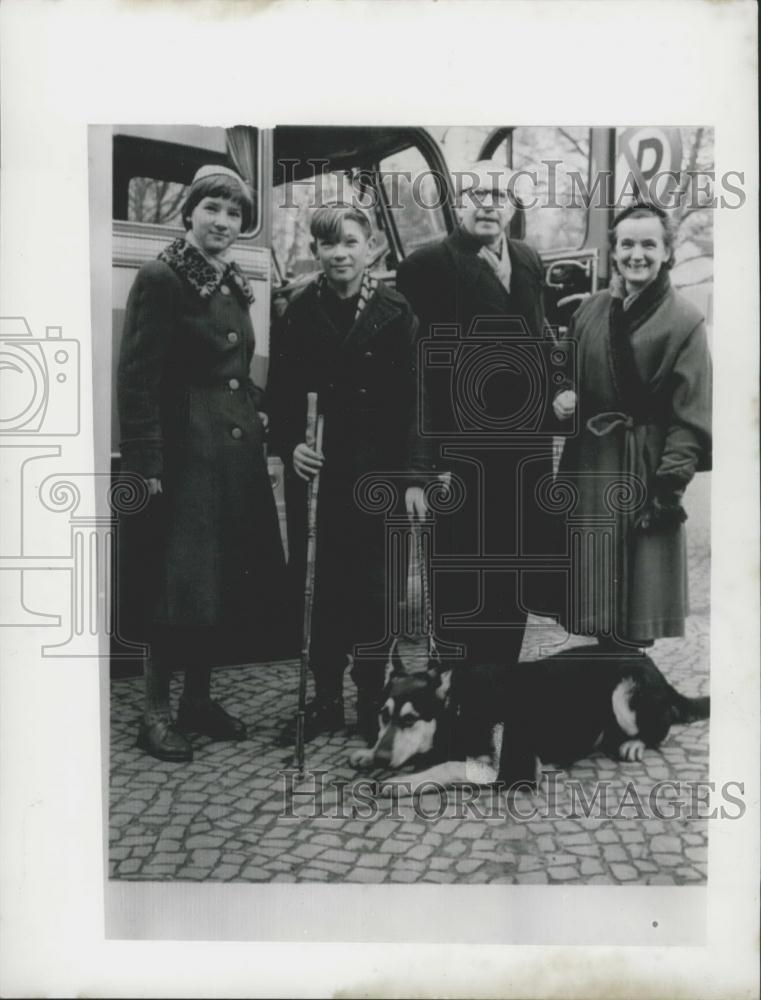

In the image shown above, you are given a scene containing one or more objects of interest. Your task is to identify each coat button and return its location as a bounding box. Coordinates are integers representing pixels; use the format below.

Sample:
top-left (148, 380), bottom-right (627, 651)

top-left (358, 387), bottom-right (368, 395)
top-left (227, 331), bottom-right (239, 344)
top-left (228, 378), bottom-right (240, 390)
top-left (220, 285), bottom-right (231, 296)
top-left (363, 351), bottom-right (373, 359)
top-left (231, 427), bottom-right (243, 440)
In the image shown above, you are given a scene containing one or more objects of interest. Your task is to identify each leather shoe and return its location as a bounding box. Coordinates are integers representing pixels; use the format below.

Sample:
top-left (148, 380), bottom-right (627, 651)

top-left (177, 697), bottom-right (247, 741)
top-left (136, 717), bottom-right (193, 763)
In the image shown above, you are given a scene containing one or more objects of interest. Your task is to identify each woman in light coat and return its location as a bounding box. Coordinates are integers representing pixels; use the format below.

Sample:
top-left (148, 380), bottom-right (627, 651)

top-left (553, 202), bottom-right (712, 648)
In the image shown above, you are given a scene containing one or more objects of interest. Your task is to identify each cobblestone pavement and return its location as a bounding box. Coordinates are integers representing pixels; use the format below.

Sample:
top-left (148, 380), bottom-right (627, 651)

top-left (109, 482), bottom-right (711, 886)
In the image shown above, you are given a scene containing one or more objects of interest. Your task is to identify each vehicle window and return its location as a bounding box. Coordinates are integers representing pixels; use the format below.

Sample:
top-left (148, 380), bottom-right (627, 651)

top-left (379, 145), bottom-right (447, 257)
top-left (128, 177), bottom-right (187, 225)
top-left (113, 125), bottom-right (259, 233)
top-left (271, 171), bottom-right (389, 283)
top-left (511, 126), bottom-right (591, 252)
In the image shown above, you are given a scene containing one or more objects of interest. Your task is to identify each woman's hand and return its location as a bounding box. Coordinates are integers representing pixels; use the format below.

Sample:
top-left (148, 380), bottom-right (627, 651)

top-left (636, 495), bottom-right (688, 532)
top-left (405, 486), bottom-right (428, 522)
top-left (553, 389), bottom-right (577, 421)
top-left (258, 410), bottom-right (269, 430)
top-left (293, 442), bottom-right (324, 481)
top-left (146, 477), bottom-right (163, 496)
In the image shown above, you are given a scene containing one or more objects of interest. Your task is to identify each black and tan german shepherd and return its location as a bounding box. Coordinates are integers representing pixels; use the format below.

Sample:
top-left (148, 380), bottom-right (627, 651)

top-left (350, 636), bottom-right (710, 792)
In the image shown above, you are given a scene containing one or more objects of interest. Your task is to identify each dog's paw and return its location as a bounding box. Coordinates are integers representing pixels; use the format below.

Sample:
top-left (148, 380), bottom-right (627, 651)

top-left (349, 748), bottom-right (376, 769)
top-left (618, 739), bottom-right (646, 762)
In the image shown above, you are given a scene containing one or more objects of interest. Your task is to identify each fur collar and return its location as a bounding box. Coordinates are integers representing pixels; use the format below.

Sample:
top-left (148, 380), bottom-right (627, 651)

top-left (158, 237), bottom-right (255, 304)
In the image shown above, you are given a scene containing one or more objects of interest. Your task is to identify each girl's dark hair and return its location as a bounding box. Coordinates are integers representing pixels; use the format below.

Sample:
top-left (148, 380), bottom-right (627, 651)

top-left (608, 201), bottom-right (675, 270)
top-left (310, 203), bottom-right (372, 243)
top-left (181, 175), bottom-right (254, 232)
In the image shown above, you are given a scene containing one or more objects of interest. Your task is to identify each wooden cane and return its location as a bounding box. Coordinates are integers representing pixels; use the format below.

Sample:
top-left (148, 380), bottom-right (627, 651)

top-left (296, 392), bottom-right (324, 777)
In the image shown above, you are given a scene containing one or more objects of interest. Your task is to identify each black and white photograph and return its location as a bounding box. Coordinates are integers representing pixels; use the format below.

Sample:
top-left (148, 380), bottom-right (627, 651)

top-left (1, 2), bottom-right (758, 998)
top-left (103, 122), bottom-right (715, 892)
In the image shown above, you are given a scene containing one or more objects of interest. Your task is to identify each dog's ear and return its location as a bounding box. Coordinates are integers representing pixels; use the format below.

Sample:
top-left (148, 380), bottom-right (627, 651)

top-left (434, 668), bottom-right (452, 701)
top-left (385, 638), bottom-right (407, 686)
top-left (425, 653), bottom-right (446, 681)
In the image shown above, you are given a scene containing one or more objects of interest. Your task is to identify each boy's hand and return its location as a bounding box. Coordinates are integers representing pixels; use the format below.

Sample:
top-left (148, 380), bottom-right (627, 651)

top-left (146, 477), bottom-right (163, 496)
top-left (405, 486), bottom-right (428, 522)
top-left (553, 389), bottom-right (577, 421)
top-left (293, 442), bottom-right (324, 481)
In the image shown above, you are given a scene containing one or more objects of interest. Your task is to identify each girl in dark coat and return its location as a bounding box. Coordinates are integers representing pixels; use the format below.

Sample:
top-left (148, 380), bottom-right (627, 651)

top-left (553, 202), bottom-right (712, 647)
top-left (118, 165), bottom-right (286, 762)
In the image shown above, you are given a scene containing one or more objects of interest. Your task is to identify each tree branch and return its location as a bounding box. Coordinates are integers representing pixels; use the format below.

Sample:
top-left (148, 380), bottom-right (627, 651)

top-left (557, 128), bottom-right (588, 161)
top-left (675, 127), bottom-right (707, 215)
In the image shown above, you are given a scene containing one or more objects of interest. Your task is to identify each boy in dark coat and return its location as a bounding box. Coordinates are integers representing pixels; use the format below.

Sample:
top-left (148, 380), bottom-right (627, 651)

top-left (268, 204), bottom-right (429, 741)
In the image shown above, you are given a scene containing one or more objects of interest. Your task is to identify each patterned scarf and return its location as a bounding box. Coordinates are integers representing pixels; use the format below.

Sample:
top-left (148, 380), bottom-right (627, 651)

top-left (478, 234), bottom-right (512, 293)
top-left (315, 269), bottom-right (379, 323)
top-left (158, 237), bottom-right (255, 305)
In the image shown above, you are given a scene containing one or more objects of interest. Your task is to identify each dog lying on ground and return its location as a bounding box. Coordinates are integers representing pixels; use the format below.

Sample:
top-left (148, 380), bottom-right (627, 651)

top-left (349, 636), bottom-right (710, 792)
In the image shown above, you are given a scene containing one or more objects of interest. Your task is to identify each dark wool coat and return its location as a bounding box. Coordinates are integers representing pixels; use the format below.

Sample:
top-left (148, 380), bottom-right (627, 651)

top-left (117, 248), bottom-right (286, 643)
top-left (396, 227), bottom-right (561, 660)
top-left (557, 271), bottom-right (712, 641)
top-left (266, 279), bottom-right (429, 668)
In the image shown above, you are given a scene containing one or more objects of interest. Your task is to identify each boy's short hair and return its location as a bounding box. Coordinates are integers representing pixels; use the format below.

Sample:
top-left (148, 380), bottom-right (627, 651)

top-left (181, 169), bottom-right (254, 232)
top-left (310, 202), bottom-right (373, 243)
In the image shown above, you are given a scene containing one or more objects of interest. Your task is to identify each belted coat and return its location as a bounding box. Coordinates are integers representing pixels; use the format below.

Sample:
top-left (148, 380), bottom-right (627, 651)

top-left (557, 269), bottom-right (712, 641)
top-left (117, 239), bottom-right (286, 645)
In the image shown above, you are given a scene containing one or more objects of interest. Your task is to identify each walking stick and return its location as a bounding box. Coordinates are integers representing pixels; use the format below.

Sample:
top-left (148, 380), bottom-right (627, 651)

top-left (296, 392), bottom-right (324, 778)
top-left (413, 518), bottom-right (439, 664)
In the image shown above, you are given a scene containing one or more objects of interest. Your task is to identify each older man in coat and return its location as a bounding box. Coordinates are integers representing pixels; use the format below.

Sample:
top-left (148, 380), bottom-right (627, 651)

top-left (396, 159), bottom-right (562, 679)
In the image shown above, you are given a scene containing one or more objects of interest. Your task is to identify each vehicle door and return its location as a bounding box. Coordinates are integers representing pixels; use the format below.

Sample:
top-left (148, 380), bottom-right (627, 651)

top-left (269, 126), bottom-right (456, 307)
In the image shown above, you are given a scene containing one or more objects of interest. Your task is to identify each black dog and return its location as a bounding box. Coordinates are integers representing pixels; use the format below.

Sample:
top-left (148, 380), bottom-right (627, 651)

top-left (350, 637), bottom-right (710, 792)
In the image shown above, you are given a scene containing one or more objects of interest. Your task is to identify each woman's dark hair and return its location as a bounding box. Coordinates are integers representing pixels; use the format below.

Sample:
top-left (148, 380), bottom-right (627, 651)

top-left (608, 201), bottom-right (676, 270)
top-left (181, 175), bottom-right (254, 232)
top-left (310, 203), bottom-right (373, 243)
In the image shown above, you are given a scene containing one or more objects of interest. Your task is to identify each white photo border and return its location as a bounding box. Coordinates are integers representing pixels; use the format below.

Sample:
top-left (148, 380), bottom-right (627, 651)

top-left (1, 1), bottom-right (758, 997)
